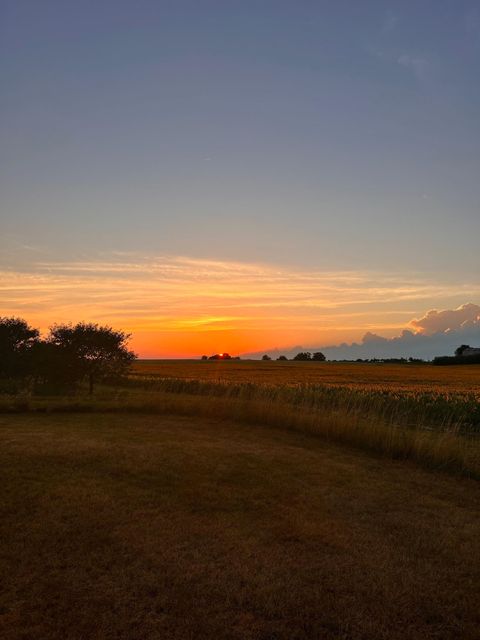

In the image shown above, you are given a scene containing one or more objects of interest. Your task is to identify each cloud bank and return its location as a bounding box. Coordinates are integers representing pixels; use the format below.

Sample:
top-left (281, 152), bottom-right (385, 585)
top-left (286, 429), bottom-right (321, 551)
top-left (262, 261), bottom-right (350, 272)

top-left (249, 304), bottom-right (480, 361)
top-left (409, 304), bottom-right (480, 335)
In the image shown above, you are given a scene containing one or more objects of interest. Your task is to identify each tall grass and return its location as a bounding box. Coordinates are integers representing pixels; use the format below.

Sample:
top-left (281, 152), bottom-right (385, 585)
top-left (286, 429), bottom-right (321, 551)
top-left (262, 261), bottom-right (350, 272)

top-left (121, 376), bottom-right (480, 433)
top-left (1, 381), bottom-right (479, 478)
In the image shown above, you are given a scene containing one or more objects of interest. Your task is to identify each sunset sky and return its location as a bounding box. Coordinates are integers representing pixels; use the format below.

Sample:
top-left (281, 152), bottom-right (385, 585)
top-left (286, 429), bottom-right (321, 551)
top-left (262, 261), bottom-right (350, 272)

top-left (1, 1), bottom-right (480, 357)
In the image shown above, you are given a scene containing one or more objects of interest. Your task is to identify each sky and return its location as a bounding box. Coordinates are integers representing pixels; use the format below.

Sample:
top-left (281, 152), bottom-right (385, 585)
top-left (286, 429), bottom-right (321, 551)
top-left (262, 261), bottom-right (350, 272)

top-left (1, 0), bottom-right (480, 357)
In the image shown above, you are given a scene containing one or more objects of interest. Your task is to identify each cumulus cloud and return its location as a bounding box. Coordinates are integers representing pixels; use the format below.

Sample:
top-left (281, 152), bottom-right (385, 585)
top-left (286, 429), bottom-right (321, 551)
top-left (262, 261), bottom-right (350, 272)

top-left (409, 303), bottom-right (480, 335)
top-left (247, 304), bottom-right (480, 360)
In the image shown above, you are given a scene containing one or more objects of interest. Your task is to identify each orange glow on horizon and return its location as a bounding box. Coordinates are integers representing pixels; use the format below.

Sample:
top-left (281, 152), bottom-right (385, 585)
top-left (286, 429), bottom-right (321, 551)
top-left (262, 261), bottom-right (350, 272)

top-left (2, 254), bottom-right (479, 358)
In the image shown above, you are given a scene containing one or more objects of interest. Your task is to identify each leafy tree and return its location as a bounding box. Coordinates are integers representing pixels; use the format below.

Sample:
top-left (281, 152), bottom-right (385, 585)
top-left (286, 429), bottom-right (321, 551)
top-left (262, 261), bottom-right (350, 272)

top-left (0, 317), bottom-right (39, 379)
top-left (29, 340), bottom-right (75, 392)
top-left (47, 323), bottom-right (136, 394)
top-left (293, 352), bottom-right (312, 361)
top-left (277, 355), bottom-right (288, 361)
top-left (201, 355), bottom-right (208, 360)
top-left (261, 354), bottom-right (271, 361)
top-left (455, 345), bottom-right (470, 357)
top-left (312, 352), bottom-right (326, 361)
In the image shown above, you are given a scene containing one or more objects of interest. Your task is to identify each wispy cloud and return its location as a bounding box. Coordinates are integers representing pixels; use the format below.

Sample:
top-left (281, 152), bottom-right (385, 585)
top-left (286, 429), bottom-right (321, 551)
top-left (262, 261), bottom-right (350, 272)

top-left (397, 53), bottom-right (429, 79)
top-left (365, 40), bottom-right (430, 82)
top-left (1, 254), bottom-right (480, 356)
top-left (382, 11), bottom-right (398, 34)
top-left (464, 7), bottom-right (480, 35)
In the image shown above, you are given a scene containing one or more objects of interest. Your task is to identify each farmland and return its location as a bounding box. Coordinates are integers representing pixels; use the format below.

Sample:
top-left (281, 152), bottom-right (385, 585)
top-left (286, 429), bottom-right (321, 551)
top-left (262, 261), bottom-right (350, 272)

top-left (132, 359), bottom-right (480, 393)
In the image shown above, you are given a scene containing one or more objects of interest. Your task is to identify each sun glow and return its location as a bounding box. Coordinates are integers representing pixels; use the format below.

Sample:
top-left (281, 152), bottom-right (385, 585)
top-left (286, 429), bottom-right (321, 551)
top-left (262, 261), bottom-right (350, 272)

top-left (1, 253), bottom-right (479, 357)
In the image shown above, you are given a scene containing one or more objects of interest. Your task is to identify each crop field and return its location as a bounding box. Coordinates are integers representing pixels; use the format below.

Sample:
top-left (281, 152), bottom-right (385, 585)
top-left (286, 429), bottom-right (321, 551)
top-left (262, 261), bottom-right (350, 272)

top-left (132, 360), bottom-right (480, 394)
top-left (1, 412), bottom-right (479, 640)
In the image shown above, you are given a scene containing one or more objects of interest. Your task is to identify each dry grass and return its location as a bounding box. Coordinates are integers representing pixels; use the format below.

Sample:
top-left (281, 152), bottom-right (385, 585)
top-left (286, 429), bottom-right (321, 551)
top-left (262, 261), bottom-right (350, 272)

top-left (133, 360), bottom-right (480, 394)
top-left (1, 412), bottom-right (479, 640)
top-left (1, 361), bottom-right (479, 480)
top-left (1, 387), bottom-right (479, 477)
top-left (127, 361), bottom-right (480, 477)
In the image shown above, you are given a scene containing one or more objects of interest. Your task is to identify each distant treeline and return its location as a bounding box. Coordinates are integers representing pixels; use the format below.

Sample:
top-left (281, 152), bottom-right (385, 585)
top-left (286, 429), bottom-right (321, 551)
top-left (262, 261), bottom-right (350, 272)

top-left (335, 358), bottom-right (427, 364)
top-left (203, 352), bottom-right (327, 361)
top-left (432, 354), bottom-right (480, 366)
top-left (0, 317), bottom-right (135, 394)
top-left (432, 344), bottom-right (480, 365)
top-left (206, 354), bottom-right (428, 363)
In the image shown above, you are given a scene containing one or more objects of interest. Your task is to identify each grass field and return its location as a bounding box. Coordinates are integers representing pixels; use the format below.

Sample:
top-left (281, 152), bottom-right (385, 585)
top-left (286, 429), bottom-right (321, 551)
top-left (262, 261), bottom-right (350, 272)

top-left (125, 360), bottom-right (480, 477)
top-left (2, 361), bottom-right (480, 478)
top-left (1, 413), bottom-right (479, 640)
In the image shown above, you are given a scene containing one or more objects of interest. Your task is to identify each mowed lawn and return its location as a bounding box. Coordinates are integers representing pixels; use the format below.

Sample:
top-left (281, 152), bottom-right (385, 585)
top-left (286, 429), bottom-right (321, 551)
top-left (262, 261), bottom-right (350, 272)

top-left (1, 414), bottom-right (479, 640)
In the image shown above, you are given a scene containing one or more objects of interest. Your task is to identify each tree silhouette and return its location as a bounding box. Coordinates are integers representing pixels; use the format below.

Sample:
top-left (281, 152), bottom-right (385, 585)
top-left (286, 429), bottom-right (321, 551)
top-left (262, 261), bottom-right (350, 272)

top-left (48, 323), bottom-right (136, 394)
top-left (0, 317), bottom-right (39, 379)
top-left (262, 354), bottom-right (271, 361)
top-left (293, 352), bottom-right (312, 361)
top-left (30, 340), bottom-right (74, 392)
top-left (454, 345), bottom-right (470, 357)
top-left (312, 352), bottom-right (326, 361)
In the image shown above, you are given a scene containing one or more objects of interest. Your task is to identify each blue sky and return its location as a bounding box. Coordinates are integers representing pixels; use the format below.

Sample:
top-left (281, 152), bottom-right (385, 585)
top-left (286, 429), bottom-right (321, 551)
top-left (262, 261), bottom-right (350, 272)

top-left (1, 1), bottom-right (479, 355)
